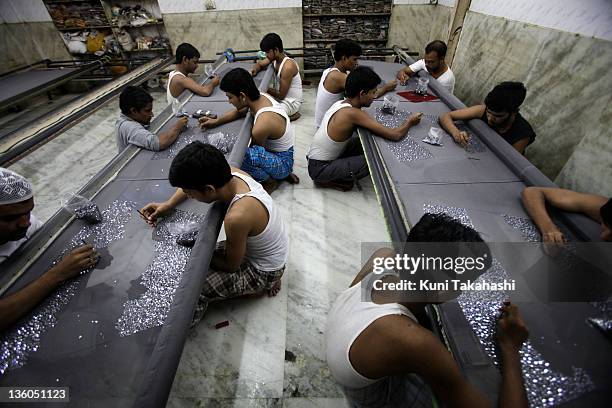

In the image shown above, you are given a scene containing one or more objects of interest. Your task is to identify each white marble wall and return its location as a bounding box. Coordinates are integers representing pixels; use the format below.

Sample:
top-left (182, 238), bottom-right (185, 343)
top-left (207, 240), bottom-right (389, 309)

top-left (162, 8), bottom-right (302, 60)
top-left (159, 0), bottom-right (301, 14)
top-left (388, 3), bottom-right (453, 54)
top-left (470, 0), bottom-right (612, 41)
top-left (0, 0), bottom-right (52, 23)
top-left (452, 12), bottom-right (612, 196)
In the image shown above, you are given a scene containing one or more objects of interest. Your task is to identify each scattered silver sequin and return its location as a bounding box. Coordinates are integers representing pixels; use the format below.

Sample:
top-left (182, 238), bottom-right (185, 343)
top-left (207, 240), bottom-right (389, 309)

top-left (115, 209), bottom-right (205, 337)
top-left (456, 124), bottom-right (486, 153)
top-left (423, 204), bottom-right (474, 228)
top-left (588, 302), bottom-right (612, 337)
top-left (424, 203), bottom-right (595, 407)
top-left (503, 214), bottom-right (541, 242)
top-left (73, 202), bottom-right (103, 224)
top-left (375, 106), bottom-right (413, 129)
top-left (152, 129), bottom-right (239, 160)
top-left (386, 136), bottom-right (433, 163)
top-left (0, 200), bottom-right (136, 374)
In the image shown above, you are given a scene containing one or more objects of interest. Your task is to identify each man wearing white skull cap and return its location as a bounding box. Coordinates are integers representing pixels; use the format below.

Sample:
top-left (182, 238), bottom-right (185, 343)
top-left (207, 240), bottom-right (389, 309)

top-left (0, 168), bottom-right (99, 331)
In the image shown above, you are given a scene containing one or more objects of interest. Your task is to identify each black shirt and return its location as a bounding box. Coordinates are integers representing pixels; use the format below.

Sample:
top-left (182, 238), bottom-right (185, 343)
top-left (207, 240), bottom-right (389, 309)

top-left (482, 112), bottom-right (536, 147)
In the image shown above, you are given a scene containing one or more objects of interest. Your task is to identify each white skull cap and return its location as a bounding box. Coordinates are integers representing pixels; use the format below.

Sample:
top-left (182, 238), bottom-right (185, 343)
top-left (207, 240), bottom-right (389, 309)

top-left (0, 167), bottom-right (34, 205)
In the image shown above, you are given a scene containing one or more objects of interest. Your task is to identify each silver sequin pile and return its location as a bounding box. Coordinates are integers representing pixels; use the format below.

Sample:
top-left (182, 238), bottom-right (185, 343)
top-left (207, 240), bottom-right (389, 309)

top-left (502, 214), bottom-right (541, 242)
top-left (115, 209), bottom-right (205, 337)
top-left (588, 302), bottom-right (612, 336)
top-left (0, 200), bottom-right (136, 374)
top-left (73, 201), bottom-right (103, 224)
top-left (386, 136), bottom-right (433, 163)
top-left (374, 106), bottom-right (413, 129)
top-left (208, 131), bottom-right (239, 155)
top-left (423, 203), bottom-right (596, 407)
top-left (152, 129), bottom-right (239, 160)
top-left (421, 113), bottom-right (439, 126)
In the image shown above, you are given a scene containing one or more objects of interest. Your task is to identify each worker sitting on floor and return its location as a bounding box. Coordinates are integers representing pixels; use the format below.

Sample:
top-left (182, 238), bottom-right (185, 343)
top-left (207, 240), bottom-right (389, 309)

top-left (199, 68), bottom-right (299, 194)
top-left (439, 81), bottom-right (536, 154)
top-left (0, 168), bottom-right (98, 331)
top-left (521, 187), bottom-right (611, 242)
top-left (307, 66), bottom-right (422, 191)
top-left (326, 213), bottom-right (529, 408)
top-left (315, 39), bottom-right (397, 129)
top-left (140, 142), bottom-right (288, 326)
top-left (116, 86), bottom-right (187, 153)
top-left (167, 42), bottom-right (220, 113)
top-left (396, 40), bottom-right (455, 94)
top-left (250, 33), bottom-right (303, 121)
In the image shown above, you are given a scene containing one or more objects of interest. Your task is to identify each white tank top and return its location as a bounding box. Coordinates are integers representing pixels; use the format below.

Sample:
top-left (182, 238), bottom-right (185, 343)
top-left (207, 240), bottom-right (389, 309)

top-left (256, 93), bottom-right (295, 152)
top-left (307, 100), bottom-right (352, 161)
top-left (228, 172), bottom-right (289, 271)
top-left (274, 56), bottom-right (303, 101)
top-left (167, 70), bottom-right (186, 113)
top-left (314, 67), bottom-right (343, 128)
top-left (325, 271), bottom-right (418, 389)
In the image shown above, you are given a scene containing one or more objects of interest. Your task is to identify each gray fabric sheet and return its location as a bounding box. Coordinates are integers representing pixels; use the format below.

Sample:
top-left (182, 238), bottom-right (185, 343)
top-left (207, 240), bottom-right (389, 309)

top-left (0, 179), bottom-right (208, 406)
top-left (0, 68), bottom-right (79, 105)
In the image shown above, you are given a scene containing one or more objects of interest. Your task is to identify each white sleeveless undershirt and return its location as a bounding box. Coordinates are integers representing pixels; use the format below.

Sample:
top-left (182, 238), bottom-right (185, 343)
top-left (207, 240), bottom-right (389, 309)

top-left (314, 67), bottom-right (343, 128)
top-left (274, 56), bottom-right (303, 101)
top-left (255, 93), bottom-right (295, 152)
top-left (307, 100), bottom-right (352, 161)
top-left (325, 271), bottom-right (418, 389)
top-left (167, 70), bottom-right (186, 113)
top-left (228, 172), bottom-right (289, 271)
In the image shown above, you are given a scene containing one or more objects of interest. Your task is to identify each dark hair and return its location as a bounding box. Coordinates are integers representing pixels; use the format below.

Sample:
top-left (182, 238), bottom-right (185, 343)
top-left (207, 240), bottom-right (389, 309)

top-left (260, 33), bottom-right (283, 52)
top-left (119, 86), bottom-right (153, 115)
top-left (407, 213), bottom-right (484, 243)
top-left (344, 66), bottom-right (381, 98)
top-left (485, 81), bottom-right (527, 113)
top-left (425, 40), bottom-right (447, 59)
top-left (601, 198), bottom-right (612, 227)
top-left (334, 39), bottom-right (362, 61)
top-left (175, 43), bottom-right (200, 64)
top-left (220, 68), bottom-right (260, 100)
top-left (169, 142), bottom-right (232, 190)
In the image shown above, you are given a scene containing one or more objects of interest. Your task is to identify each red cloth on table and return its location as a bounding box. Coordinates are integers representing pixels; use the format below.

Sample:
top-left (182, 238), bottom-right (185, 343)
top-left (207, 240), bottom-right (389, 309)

top-left (397, 91), bottom-right (439, 102)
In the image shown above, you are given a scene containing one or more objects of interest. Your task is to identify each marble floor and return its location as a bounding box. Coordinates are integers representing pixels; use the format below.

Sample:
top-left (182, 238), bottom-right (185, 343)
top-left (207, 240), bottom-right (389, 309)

top-left (6, 86), bottom-right (391, 407)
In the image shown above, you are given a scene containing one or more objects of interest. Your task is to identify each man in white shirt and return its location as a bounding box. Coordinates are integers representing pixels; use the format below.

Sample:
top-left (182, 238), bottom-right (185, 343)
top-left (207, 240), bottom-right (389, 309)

top-left (397, 40), bottom-right (455, 94)
top-left (0, 168), bottom-right (98, 331)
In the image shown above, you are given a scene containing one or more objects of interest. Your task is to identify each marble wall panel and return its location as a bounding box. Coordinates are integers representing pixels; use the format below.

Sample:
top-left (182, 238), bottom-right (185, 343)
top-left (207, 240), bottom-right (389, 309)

top-left (0, 22), bottom-right (71, 74)
top-left (162, 8), bottom-right (302, 61)
top-left (452, 11), bottom-right (612, 195)
top-left (388, 4), bottom-right (452, 54)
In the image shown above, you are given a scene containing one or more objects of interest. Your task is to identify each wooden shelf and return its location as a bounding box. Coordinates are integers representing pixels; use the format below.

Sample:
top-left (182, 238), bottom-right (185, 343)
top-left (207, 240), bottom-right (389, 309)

top-left (304, 39), bottom-right (387, 43)
top-left (111, 21), bottom-right (164, 29)
top-left (303, 13), bottom-right (391, 17)
top-left (57, 25), bottom-right (111, 31)
top-left (124, 48), bottom-right (169, 53)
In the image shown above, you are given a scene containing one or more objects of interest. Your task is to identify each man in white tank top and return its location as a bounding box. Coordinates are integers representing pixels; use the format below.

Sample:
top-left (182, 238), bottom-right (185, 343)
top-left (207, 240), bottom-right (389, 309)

top-left (140, 142), bottom-right (289, 326)
top-left (396, 40), bottom-right (455, 94)
top-left (314, 39), bottom-right (398, 129)
top-left (325, 213), bottom-right (530, 407)
top-left (251, 33), bottom-right (303, 121)
top-left (307, 66), bottom-right (422, 191)
top-left (199, 68), bottom-right (299, 194)
top-left (167, 43), bottom-right (220, 112)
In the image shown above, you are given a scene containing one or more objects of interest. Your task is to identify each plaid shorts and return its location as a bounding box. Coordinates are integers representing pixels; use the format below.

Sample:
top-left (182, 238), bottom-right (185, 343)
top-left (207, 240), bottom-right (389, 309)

top-left (241, 145), bottom-right (294, 182)
top-left (192, 242), bottom-right (285, 325)
top-left (342, 374), bottom-right (435, 408)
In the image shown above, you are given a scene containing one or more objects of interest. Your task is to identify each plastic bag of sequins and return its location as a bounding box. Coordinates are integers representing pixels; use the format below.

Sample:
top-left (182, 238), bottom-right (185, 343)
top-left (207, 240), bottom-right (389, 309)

top-left (208, 132), bottom-right (235, 154)
top-left (166, 220), bottom-right (200, 247)
top-left (62, 193), bottom-right (103, 224)
top-left (422, 127), bottom-right (445, 146)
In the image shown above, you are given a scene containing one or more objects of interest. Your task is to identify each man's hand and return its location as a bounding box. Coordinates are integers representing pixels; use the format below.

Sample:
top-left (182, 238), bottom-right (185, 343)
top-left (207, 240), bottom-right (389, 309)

top-left (49, 245), bottom-right (98, 283)
top-left (209, 73), bottom-right (220, 86)
top-left (497, 302), bottom-right (529, 353)
top-left (452, 130), bottom-right (470, 147)
top-left (251, 63), bottom-right (261, 76)
top-left (140, 202), bottom-right (172, 226)
top-left (175, 116), bottom-right (188, 130)
top-left (408, 112), bottom-right (423, 127)
top-left (542, 228), bottom-right (565, 244)
top-left (397, 69), bottom-right (409, 85)
top-left (199, 116), bottom-right (219, 129)
top-left (385, 80), bottom-right (398, 92)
